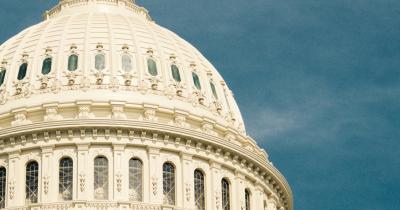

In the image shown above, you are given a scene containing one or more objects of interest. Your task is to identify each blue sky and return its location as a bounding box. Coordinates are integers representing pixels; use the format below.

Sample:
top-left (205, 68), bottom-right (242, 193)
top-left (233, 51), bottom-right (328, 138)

top-left (1, 0), bottom-right (400, 209)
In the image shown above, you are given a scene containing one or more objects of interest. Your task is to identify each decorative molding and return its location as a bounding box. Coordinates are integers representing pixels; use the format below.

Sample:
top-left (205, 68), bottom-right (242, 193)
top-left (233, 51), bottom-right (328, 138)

top-left (79, 173), bottom-right (86, 192)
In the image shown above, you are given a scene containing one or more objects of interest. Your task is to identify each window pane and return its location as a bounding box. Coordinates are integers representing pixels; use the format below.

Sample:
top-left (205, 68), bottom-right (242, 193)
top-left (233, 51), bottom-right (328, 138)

top-left (0, 167), bottom-right (6, 208)
top-left (171, 65), bottom-right (181, 82)
top-left (59, 158), bottom-right (73, 201)
top-left (26, 161), bottom-right (39, 204)
top-left (210, 82), bottom-right (218, 99)
top-left (95, 53), bottom-right (105, 71)
top-left (129, 159), bottom-right (143, 201)
top-left (0, 68), bottom-right (6, 86)
top-left (147, 58), bottom-right (158, 76)
top-left (41, 57), bottom-right (52, 75)
top-left (163, 163), bottom-right (175, 205)
top-left (245, 189), bottom-right (251, 210)
top-left (18, 63), bottom-right (28, 80)
top-left (222, 179), bottom-right (230, 210)
top-left (192, 72), bottom-right (201, 90)
top-left (94, 157), bottom-right (108, 200)
top-left (68, 55), bottom-right (78, 71)
top-left (194, 170), bottom-right (205, 210)
top-left (122, 54), bottom-right (133, 72)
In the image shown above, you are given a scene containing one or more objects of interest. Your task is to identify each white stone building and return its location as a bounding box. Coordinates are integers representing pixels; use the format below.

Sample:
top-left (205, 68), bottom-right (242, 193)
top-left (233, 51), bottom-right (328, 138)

top-left (0, 0), bottom-right (293, 210)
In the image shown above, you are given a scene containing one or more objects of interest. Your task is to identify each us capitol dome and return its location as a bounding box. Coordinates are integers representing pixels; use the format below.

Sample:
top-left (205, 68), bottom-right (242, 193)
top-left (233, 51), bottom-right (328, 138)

top-left (0, 0), bottom-right (293, 210)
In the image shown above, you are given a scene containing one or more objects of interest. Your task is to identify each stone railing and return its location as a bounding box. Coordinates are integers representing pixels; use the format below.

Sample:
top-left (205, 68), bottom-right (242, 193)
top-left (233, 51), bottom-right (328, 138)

top-left (7, 202), bottom-right (162, 210)
top-left (43, 0), bottom-right (150, 20)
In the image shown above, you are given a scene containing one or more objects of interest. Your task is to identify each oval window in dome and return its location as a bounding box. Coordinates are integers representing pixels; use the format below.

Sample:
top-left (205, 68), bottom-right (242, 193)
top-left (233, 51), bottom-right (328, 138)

top-left (0, 68), bottom-right (6, 86)
top-left (41, 57), bottom-right (52, 75)
top-left (147, 58), bottom-right (158, 76)
top-left (210, 82), bottom-right (218, 99)
top-left (95, 53), bottom-right (105, 71)
top-left (17, 63), bottom-right (28, 80)
top-left (171, 64), bottom-right (181, 82)
top-left (68, 54), bottom-right (78, 71)
top-left (192, 72), bottom-right (201, 90)
top-left (122, 54), bottom-right (132, 72)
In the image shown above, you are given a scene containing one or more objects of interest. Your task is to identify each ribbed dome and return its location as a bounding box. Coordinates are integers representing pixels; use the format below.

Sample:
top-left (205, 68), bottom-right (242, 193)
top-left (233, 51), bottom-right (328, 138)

top-left (0, 0), bottom-right (245, 133)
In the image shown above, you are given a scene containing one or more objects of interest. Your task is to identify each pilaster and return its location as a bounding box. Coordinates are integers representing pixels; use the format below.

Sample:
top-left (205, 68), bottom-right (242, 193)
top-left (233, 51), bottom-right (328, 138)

top-left (147, 147), bottom-right (161, 204)
top-left (209, 161), bottom-right (221, 210)
top-left (76, 143), bottom-right (90, 201)
top-left (234, 171), bottom-right (245, 210)
top-left (180, 153), bottom-right (194, 210)
top-left (7, 151), bottom-right (20, 207)
top-left (40, 146), bottom-right (54, 203)
top-left (113, 143), bottom-right (126, 201)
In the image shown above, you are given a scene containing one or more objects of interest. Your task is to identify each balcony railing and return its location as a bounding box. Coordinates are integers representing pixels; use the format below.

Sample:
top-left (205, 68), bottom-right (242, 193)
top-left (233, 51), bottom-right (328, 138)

top-left (6, 202), bottom-right (163, 210)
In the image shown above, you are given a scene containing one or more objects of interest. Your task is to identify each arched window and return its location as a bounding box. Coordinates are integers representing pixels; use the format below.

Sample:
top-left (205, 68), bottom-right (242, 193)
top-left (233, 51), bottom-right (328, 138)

top-left (129, 158), bottom-right (143, 201)
top-left (0, 167), bottom-right (6, 208)
top-left (163, 162), bottom-right (175, 205)
top-left (171, 64), bottom-right (181, 82)
top-left (68, 54), bottom-right (78, 71)
top-left (0, 68), bottom-right (6, 86)
top-left (95, 53), bottom-right (105, 71)
top-left (41, 57), bottom-right (52, 75)
top-left (147, 58), bottom-right (158, 76)
top-left (210, 82), bottom-right (218, 99)
top-left (26, 161), bottom-right (39, 204)
top-left (192, 72), bottom-right (201, 90)
top-left (122, 54), bottom-right (133, 72)
top-left (94, 156), bottom-right (108, 200)
top-left (245, 189), bottom-right (251, 210)
top-left (194, 169), bottom-right (205, 210)
top-left (221, 178), bottom-right (230, 210)
top-left (59, 157), bottom-right (73, 201)
top-left (18, 63), bottom-right (28, 80)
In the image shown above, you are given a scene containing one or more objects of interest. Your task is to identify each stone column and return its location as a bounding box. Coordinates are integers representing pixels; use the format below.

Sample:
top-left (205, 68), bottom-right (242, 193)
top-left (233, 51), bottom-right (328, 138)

top-left (76, 143), bottom-right (89, 201)
top-left (234, 171), bottom-right (245, 210)
top-left (40, 146), bottom-right (54, 203)
top-left (7, 151), bottom-right (20, 208)
top-left (254, 186), bottom-right (265, 210)
top-left (113, 143), bottom-right (126, 201)
top-left (209, 161), bottom-right (221, 210)
top-left (267, 199), bottom-right (278, 210)
top-left (180, 153), bottom-right (194, 210)
top-left (147, 147), bottom-right (161, 204)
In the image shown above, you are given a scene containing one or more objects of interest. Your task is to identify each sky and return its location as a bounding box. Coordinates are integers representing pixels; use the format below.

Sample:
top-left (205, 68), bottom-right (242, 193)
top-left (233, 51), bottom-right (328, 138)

top-left (1, 0), bottom-right (400, 209)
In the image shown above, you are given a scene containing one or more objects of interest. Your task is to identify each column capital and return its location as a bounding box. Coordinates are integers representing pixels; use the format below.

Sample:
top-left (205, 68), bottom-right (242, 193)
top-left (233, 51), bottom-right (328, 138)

top-left (8, 150), bottom-right (21, 159)
top-left (147, 146), bottom-right (160, 155)
top-left (112, 143), bottom-right (126, 151)
top-left (41, 145), bottom-right (54, 153)
top-left (76, 143), bottom-right (90, 151)
top-left (180, 152), bottom-right (192, 161)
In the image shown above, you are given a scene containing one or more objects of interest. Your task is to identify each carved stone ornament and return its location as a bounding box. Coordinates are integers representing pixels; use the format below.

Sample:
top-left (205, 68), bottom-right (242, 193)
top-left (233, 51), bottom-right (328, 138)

top-left (151, 177), bottom-right (158, 196)
top-left (185, 182), bottom-right (191, 202)
top-left (43, 176), bottom-right (50, 194)
top-left (111, 105), bottom-right (127, 120)
top-left (44, 106), bottom-right (63, 121)
top-left (215, 191), bottom-right (220, 209)
top-left (79, 173), bottom-right (86, 192)
top-left (77, 104), bottom-right (95, 119)
top-left (116, 173), bottom-right (122, 192)
top-left (11, 112), bottom-right (32, 127)
top-left (9, 180), bottom-right (15, 199)
top-left (143, 108), bottom-right (157, 122)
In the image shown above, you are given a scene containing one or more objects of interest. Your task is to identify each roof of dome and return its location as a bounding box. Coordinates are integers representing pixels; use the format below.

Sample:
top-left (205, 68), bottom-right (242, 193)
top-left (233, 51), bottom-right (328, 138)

top-left (0, 0), bottom-right (246, 133)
